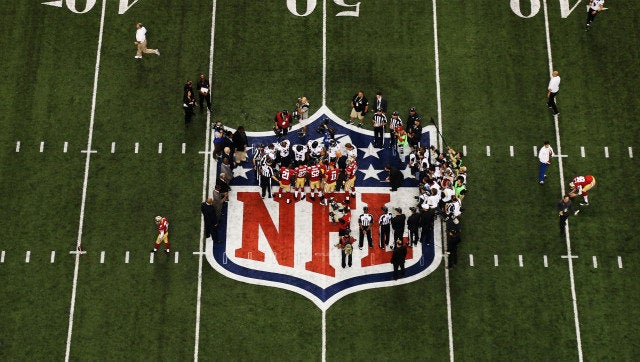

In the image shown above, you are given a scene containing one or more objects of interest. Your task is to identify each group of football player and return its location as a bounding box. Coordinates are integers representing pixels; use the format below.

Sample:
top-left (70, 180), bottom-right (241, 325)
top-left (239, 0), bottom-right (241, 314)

top-left (252, 134), bottom-right (359, 206)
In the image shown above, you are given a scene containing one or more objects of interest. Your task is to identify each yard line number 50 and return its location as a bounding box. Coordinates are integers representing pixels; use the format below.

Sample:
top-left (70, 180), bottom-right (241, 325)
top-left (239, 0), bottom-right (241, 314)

top-left (287, 0), bottom-right (361, 17)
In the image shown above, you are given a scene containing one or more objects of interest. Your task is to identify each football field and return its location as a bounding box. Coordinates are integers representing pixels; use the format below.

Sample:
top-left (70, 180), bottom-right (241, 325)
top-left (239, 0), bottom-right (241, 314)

top-left (0, 0), bottom-right (639, 361)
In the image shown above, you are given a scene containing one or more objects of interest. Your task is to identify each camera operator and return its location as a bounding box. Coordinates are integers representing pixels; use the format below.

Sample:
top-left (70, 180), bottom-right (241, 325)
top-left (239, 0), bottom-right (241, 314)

top-left (274, 110), bottom-right (291, 138)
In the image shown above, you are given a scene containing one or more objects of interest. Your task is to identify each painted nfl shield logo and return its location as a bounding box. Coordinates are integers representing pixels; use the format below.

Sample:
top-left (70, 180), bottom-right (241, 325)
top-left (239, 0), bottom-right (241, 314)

top-left (205, 106), bottom-right (442, 310)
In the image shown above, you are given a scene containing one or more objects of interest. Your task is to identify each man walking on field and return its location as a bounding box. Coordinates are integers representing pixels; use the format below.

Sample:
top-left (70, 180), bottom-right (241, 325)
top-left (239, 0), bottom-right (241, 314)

top-left (134, 23), bottom-right (160, 59)
top-left (547, 70), bottom-right (560, 116)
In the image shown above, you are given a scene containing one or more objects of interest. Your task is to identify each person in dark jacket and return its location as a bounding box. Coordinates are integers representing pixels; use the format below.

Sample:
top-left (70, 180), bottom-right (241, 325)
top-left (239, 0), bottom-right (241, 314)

top-left (446, 227), bottom-right (461, 269)
top-left (384, 164), bottom-right (404, 191)
top-left (391, 208), bottom-right (406, 245)
top-left (407, 207), bottom-right (421, 247)
top-left (391, 239), bottom-right (407, 280)
top-left (200, 198), bottom-right (218, 242)
top-left (232, 126), bottom-right (249, 164)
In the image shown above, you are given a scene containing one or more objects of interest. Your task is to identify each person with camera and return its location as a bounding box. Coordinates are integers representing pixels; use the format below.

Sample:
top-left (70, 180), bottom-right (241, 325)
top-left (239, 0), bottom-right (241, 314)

top-left (295, 97), bottom-right (310, 137)
top-left (349, 90), bottom-right (368, 127)
top-left (274, 110), bottom-right (291, 137)
top-left (336, 232), bottom-right (355, 268)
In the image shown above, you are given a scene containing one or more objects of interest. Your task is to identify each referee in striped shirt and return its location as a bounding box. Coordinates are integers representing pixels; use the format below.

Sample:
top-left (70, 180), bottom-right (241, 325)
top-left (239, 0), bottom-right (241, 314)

top-left (260, 161), bottom-right (278, 199)
top-left (379, 206), bottom-right (392, 249)
top-left (388, 111), bottom-right (403, 150)
top-left (371, 109), bottom-right (387, 148)
top-left (358, 206), bottom-right (374, 249)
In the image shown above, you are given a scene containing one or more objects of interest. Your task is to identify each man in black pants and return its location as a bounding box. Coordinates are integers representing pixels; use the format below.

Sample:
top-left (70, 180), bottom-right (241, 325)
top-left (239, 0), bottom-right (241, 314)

top-left (391, 208), bottom-right (406, 245)
top-left (558, 194), bottom-right (579, 236)
top-left (585, 0), bottom-right (605, 31)
top-left (407, 207), bottom-right (421, 247)
top-left (547, 70), bottom-right (561, 116)
top-left (371, 110), bottom-right (387, 148)
top-left (358, 206), bottom-right (373, 250)
top-left (391, 239), bottom-right (407, 280)
top-left (446, 228), bottom-right (461, 269)
top-left (260, 162), bottom-right (278, 198)
top-left (201, 198), bottom-right (218, 242)
top-left (196, 74), bottom-right (212, 112)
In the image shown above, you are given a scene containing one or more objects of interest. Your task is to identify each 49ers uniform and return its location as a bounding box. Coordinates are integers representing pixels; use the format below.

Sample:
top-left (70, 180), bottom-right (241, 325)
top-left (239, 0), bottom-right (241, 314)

top-left (307, 163), bottom-right (322, 200)
top-left (294, 164), bottom-right (308, 200)
top-left (153, 216), bottom-right (170, 253)
top-left (344, 159), bottom-right (358, 198)
top-left (278, 166), bottom-right (294, 203)
top-left (323, 166), bottom-right (341, 197)
top-left (570, 175), bottom-right (596, 205)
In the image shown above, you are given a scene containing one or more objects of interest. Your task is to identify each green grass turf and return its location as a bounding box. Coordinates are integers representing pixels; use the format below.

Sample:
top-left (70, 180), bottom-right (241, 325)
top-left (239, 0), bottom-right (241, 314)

top-left (0, 0), bottom-right (639, 360)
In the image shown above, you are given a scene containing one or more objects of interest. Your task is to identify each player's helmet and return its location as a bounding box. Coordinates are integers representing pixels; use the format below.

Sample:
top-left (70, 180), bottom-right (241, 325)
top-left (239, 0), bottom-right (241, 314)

top-left (569, 182), bottom-right (575, 188)
top-left (363, 206), bottom-right (369, 212)
top-left (154, 216), bottom-right (162, 224)
top-left (282, 110), bottom-right (289, 115)
top-left (330, 139), bottom-right (337, 147)
top-left (381, 206), bottom-right (388, 212)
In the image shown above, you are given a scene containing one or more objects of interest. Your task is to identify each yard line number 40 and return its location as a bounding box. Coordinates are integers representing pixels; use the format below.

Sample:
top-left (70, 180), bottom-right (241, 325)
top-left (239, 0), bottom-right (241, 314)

top-left (287, 0), bottom-right (361, 17)
top-left (511, 0), bottom-right (585, 18)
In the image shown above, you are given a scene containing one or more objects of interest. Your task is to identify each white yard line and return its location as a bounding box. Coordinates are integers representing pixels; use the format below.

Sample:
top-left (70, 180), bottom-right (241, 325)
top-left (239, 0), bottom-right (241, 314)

top-left (194, 1), bottom-right (217, 360)
top-left (322, 0), bottom-right (327, 106)
top-left (100, 251), bottom-right (105, 264)
top-left (65, 1), bottom-right (106, 360)
top-left (51, 250), bottom-right (56, 263)
top-left (40, 141), bottom-right (45, 153)
top-left (486, 145), bottom-right (491, 157)
top-left (432, 1), bottom-right (453, 361)
top-left (125, 251), bottom-right (130, 264)
top-left (322, 309), bottom-right (327, 362)
top-left (15, 141), bottom-right (20, 152)
top-left (544, 255), bottom-right (548, 268)
top-left (469, 254), bottom-right (474, 267)
top-left (494, 254), bottom-right (499, 267)
top-left (542, 1), bottom-right (583, 360)
top-left (628, 147), bottom-right (633, 158)
top-left (509, 145), bottom-right (514, 157)
top-left (25, 250), bottom-right (31, 263)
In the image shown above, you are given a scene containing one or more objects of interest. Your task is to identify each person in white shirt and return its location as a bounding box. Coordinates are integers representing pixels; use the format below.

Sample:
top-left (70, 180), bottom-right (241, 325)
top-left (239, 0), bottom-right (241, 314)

top-left (134, 23), bottom-right (160, 59)
top-left (538, 141), bottom-right (554, 184)
top-left (547, 70), bottom-right (561, 115)
top-left (585, 0), bottom-right (605, 31)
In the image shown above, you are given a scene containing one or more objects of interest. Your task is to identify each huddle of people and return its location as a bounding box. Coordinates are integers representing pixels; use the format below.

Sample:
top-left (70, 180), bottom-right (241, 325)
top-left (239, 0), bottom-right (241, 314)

top-left (253, 128), bottom-right (359, 206)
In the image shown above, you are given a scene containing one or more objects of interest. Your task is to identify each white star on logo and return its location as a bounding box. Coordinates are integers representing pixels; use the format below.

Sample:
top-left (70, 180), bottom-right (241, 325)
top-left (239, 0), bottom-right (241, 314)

top-left (400, 164), bottom-right (415, 180)
top-left (233, 165), bottom-right (253, 180)
top-left (360, 142), bottom-right (382, 159)
top-left (359, 164), bottom-right (383, 181)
